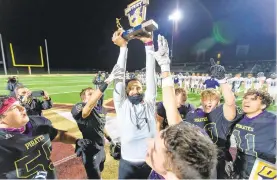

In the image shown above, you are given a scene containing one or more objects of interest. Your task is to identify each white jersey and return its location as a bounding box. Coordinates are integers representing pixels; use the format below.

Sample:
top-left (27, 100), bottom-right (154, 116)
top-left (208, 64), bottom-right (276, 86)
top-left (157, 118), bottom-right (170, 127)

top-left (231, 77), bottom-right (244, 88)
top-left (244, 77), bottom-right (255, 88)
top-left (194, 76), bottom-right (201, 87)
top-left (227, 77), bottom-right (233, 85)
top-left (184, 76), bottom-right (190, 89)
top-left (178, 74), bottom-right (184, 82)
top-left (199, 76), bottom-right (206, 89)
top-left (266, 78), bottom-right (277, 95)
top-left (190, 76), bottom-right (196, 85)
top-left (178, 74), bottom-right (184, 87)
top-left (184, 76), bottom-right (190, 83)
top-left (254, 77), bottom-right (266, 89)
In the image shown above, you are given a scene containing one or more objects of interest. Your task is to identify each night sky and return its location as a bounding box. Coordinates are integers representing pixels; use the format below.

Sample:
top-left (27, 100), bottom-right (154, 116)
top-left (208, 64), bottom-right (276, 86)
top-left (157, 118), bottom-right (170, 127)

top-left (0, 0), bottom-right (275, 72)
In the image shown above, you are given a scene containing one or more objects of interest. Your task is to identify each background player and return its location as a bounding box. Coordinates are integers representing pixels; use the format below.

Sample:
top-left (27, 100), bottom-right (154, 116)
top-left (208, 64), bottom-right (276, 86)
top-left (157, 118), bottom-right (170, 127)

top-left (254, 72), bottom-right (266, 90)
top-left (184, 72), bottom-right (190, 91)
top-left (156, 88), bottom-right (195, 131)
top-left (266, 73), bottom-right (277, 105)
top-left (244, 73), bottom-right (255, 93)
top-left (231, 73), bottom-right (244, 96)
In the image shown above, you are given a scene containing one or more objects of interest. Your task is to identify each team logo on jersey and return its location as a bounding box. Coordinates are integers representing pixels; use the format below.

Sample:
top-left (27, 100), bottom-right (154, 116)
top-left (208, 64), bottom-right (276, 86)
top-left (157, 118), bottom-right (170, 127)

top-left (76, 104), bottom-right (83, 113)
top-left (250, 158), bottom-right (276, 180)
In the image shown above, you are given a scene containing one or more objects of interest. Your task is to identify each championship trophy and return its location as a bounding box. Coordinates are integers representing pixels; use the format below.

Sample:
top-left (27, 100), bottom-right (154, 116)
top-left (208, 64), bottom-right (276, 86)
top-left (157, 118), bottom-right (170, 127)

top-left (117, 0), bottom-right (158, 40)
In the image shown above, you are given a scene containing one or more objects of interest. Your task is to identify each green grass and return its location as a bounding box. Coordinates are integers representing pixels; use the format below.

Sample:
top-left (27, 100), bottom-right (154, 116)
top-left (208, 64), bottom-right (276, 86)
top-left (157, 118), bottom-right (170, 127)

top-left (0, 75), bottom-right (275, 112)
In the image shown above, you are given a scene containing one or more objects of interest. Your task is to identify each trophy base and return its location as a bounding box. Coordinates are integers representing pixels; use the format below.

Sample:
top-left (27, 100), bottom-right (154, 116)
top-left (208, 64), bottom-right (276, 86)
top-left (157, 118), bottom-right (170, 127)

top-left (122, 19), bottom-right (159, 41)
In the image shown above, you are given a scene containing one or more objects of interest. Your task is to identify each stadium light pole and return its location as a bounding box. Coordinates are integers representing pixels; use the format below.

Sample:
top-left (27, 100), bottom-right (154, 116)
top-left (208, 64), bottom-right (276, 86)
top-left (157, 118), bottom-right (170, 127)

top-left (0, 34), bottom-right (7, 75)
top-left (168, 10), bottom-right (182, 60)
top-left (44, 39), bottom-right (50, 74)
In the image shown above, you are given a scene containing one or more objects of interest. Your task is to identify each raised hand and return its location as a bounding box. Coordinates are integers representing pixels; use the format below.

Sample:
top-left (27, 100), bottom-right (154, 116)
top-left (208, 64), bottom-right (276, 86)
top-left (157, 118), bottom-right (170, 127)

top-left (210, 58), bottom-right (226, 80)
top-left (149, 34), bottom-right (171, 72)
top-left (104, 64), bottom-right (125, 84)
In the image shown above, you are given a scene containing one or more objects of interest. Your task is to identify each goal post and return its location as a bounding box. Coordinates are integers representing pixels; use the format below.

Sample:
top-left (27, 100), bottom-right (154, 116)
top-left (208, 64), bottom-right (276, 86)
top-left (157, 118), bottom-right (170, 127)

top-left (9, 43), bottom-right (44, 75)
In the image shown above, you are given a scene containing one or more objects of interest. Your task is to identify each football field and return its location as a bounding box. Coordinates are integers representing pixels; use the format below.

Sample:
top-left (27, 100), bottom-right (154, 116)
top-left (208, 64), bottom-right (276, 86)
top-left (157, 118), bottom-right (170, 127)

top-left (0, 74), bottom-right (275, 179)
top-left (0, 74), bottom-right (275, 111)
top-left (0, 74), bottom-right (201, 105)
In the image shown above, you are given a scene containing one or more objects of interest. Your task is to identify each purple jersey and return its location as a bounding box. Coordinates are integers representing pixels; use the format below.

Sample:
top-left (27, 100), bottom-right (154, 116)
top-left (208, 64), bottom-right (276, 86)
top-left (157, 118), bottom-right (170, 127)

top-left (148, 170), bottom-right (165, 179)
top-left (232, 111), bottom-right (276, 178)
top-left (185, 105), bottom-right (242, 178)
top-left (174, 77), bottom-right (179, 84)
top-left (185, 105), bottom-right (236, 147)
top-left (204, 78), bottom-right (219, 89)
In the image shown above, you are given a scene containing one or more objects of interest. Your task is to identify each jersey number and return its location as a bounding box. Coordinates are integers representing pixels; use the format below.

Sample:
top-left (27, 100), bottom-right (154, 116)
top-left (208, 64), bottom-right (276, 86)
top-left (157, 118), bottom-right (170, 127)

top-left (204, 122), bottom-right (218, 144)
top-left (232, 130), bottom-right (257, 157)
top-left (14, 139), bottom-right (54, 178)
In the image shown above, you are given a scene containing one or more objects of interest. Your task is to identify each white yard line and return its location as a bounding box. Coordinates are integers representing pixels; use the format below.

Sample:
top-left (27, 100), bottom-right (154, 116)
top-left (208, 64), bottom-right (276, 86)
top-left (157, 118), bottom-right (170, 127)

top-left (22, 81), bottom-right (92, 86)
top-left (50, 91), bottom-right (81, 95)
top-left (33, 84), bottom-right (91, 89)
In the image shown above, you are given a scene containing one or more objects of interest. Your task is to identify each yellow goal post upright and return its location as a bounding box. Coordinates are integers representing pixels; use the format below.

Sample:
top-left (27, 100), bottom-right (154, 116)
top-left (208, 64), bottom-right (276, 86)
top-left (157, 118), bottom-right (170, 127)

top-left (9, 42), bottom-right (45, 75)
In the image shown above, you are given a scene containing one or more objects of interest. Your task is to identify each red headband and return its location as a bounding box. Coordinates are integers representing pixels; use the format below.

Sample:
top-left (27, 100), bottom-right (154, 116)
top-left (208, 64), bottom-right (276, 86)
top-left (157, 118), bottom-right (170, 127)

top-left (0, 97), bottom-right (17, 115)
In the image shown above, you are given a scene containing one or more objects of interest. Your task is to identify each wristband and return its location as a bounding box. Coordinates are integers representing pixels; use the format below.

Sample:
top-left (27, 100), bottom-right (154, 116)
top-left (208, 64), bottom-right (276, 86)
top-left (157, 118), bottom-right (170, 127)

top-left (106, 136), bottom-right (112, 142)
top-left (145, 41), bottom-right (153, 46)
top-left (99, 82), bottom-right (108, 93)
top-left (162, 76), bottom-right (174, 88)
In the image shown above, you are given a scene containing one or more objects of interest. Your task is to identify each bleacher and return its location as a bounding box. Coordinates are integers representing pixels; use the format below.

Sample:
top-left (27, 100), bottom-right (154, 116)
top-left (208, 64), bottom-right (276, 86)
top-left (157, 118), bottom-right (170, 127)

top-left (170, 59), bottom-right (276, 76)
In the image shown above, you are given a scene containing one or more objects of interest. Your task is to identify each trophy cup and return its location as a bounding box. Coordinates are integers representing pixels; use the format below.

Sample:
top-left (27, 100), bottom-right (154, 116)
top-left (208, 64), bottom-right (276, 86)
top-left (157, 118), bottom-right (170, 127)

top-left (118, 0), bottom-right (158, 40)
